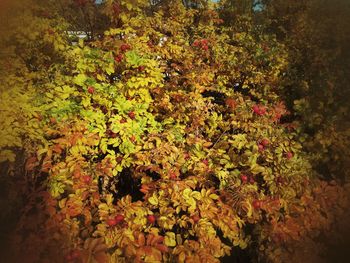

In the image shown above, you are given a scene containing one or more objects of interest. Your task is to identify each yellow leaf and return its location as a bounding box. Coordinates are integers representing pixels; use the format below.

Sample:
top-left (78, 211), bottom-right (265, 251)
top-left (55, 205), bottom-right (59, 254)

top-left (191, 191), bottom-right (201, 200)
top-left (73, 74), bottom-right (87, 86)
top-left (182, 188), bottom-right (192, 199)
top-left (250, 164), bottom-right (265, 175)
top-left (176, 234), bottom-right (183, 245)
top-left (209, 194), bottom-right (219, 200)
top-left (176, 206), bottom-right (181, 214)
top-left (148, 194), bottom-right (159, 206)
top-left (164, 232), bottom-right (176, 247)
top-left (126, 3), bottom-right (133, 10)
top-left (58, 198), bottom-right (67, 209)
top-left (179, 251), bottom-right (186, 263)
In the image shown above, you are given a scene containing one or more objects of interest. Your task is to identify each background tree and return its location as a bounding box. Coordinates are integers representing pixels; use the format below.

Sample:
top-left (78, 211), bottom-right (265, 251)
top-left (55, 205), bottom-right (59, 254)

top-left (260, 0), bottom-right (350, 182)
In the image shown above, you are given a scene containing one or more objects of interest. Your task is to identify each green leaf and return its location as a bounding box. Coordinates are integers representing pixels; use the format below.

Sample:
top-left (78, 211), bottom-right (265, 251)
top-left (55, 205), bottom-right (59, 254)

top-left (73, 74), bottom-right (87, 86)
top-left (125, 51), bottom-right (144, 66)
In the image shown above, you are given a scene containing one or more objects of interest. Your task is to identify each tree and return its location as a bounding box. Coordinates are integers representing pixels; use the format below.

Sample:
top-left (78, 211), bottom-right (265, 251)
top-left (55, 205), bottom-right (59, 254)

top-left (261, 0), bottom-right (350, 182)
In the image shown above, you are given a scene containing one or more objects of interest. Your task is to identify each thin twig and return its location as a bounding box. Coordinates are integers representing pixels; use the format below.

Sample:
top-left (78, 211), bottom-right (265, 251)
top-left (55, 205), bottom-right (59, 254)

top-left (211, 126), bottom-right (230, 149)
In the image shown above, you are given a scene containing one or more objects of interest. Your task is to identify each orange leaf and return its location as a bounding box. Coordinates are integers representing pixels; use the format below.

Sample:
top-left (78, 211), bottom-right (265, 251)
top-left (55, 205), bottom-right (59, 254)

top-left (25, 156), bottom-right (38, 171)
top-left (137, 233), bottom-right (145, 246)
top-left (155, 244), bottom-right (169, 253)
top-left (94, 251), bottom-right (109, 263)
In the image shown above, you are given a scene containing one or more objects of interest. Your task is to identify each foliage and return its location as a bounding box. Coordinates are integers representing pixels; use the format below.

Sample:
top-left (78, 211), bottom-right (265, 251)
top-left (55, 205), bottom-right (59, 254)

top-left (261, 0), bottom-right (350, 182)
top-left (0, 0), bottom-right (69, 162)
top-left (0, 0), bottom-right (349, 262)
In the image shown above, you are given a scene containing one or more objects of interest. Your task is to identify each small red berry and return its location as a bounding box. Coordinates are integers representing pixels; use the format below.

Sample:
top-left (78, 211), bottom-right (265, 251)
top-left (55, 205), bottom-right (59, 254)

top-left (202, 45), bottom-right (209, 51)
top-left (169, 171), bottom-right (177, 179)
top-left (107, 218), bottom-right (118, 227)
top-left (261, 138), bottom-right (269, 146)
top-left (115, 214), bottom-right (125, 223)
top-left (201, 39), bottom-right (208, 45)
top-left (202, 159), bottom-right (209, 166)
top-left (253, 105), bottom-right (266, 116)
top-left (138, 65), bottom-right (145, 71)
top-left (193, 40), bottom-right (199, 47)
top-left (191, 215), bottom-right (200, 223)
top-left (87, 86), bottom-right (94, 94)
top-left (253, 105), bottom-right (260, 114)
top-left (115, 54), bottom-right (123, 63)
top-left (130, 135), bottom-right (136, 143)
top-left (116, 156), bottom-right (123, 163)
top-left (286, 152), bottom-right (293, 159)
top-left (128, 111), bottom-right (136, 119)
top-left (184, 152), bottom-right (190, 160)
top-left (258, 107), bottom-right (267, 115)
top-left (120, 118), bottom-right (127, 123)
top-left (241, 174), bottom-right (248, 183)
top-left (252, 200), bottom-right (261, 209)
top-left (147, 215), bottom-right (156, 224)
top-left (120, 44), bottom-right (131, 52)
top-left (82, 176), bottom-right (91, 184)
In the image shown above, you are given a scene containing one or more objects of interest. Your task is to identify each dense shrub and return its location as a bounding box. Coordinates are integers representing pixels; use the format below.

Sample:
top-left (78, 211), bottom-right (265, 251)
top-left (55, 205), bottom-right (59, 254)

top-left (0, 1), bottom-right (349, 262)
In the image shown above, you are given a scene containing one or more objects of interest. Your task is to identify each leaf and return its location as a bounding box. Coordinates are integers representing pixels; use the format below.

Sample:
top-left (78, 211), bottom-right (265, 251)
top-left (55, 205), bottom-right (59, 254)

top-left (148, 193), bottom-right (159, 206)
top-left (126, 3), bottom-right (133, 10)
top-left (191, 191), bottom-right (201, 200)
top-left (250, 163), bottom-right (266, 175)
top-left (182, 188), bottom-right (192, 199)
top-left (73, 74), bottom-right (87, 86)
top-left (209, 194), bottom-right (219, 200)
top-left (155, 244), bottom-right (168, 253)
top-left (137, 233), bottom-right (146, 246)
top-left (164, 232), bottom-right (176, 247)
top-left (125, 51), bottom-right (143, 66)
top-left (203, 141), bottom-right (213, 148)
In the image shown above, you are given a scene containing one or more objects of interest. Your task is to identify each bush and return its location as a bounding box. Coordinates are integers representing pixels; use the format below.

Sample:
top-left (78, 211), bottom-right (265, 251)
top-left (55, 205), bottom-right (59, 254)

top-left (1, 1), bottom-right (349, 262)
